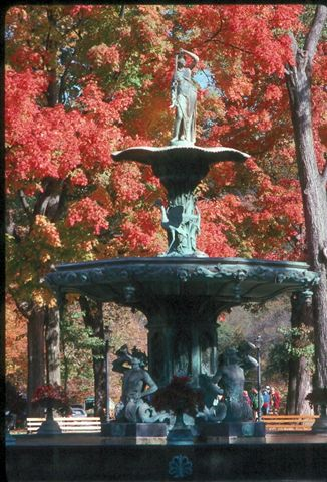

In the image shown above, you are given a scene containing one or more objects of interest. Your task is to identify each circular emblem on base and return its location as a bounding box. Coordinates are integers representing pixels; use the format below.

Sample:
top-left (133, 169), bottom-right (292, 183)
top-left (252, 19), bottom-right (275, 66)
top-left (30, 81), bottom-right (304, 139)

top-left (169, 454), bottom-right (193, 478)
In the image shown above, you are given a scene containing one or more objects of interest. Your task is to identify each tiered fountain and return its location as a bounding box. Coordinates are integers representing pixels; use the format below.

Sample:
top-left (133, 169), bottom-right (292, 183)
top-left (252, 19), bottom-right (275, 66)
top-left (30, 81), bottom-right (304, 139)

top-left (45, 49), bottom-right (319, 444)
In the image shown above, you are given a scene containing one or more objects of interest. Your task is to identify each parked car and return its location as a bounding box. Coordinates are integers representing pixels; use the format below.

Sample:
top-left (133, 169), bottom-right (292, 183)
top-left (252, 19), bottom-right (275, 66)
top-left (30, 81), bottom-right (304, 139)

top-left (70, 404), bottom-right (87, 417)
top-left (84, 397), bottom-right (116, 416)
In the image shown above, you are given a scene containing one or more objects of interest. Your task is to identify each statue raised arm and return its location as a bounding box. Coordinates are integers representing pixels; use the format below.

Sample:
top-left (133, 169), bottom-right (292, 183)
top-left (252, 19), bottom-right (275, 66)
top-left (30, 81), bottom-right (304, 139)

top-left (113, 345), bottom-right (162, 423)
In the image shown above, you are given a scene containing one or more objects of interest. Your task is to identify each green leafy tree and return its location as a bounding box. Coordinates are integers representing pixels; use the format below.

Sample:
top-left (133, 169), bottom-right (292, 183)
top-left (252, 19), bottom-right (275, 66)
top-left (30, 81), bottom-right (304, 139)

top-left (217, 322), bottom-right (245, 356)
top-left (60, 305), bottom-right (103, 401)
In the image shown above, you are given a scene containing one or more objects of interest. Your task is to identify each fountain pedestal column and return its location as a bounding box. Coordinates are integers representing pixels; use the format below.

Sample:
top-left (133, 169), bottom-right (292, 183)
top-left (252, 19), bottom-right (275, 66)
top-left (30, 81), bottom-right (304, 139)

top-left (112, 145), bottom-right (249, 257)
top-left (144, 297), bottom-right (221, 387)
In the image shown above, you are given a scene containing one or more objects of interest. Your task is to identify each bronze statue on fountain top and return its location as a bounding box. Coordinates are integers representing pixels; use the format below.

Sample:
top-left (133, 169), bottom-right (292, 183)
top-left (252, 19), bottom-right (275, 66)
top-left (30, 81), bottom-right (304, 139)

top-left (171, 48), bottom-right (199, 146)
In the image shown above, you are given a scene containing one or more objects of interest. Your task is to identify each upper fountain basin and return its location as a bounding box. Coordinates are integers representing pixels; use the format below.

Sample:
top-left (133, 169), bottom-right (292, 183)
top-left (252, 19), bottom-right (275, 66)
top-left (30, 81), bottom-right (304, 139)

top-left (112, 145), bottom-right (250, 193)
top-left (111, 145), bottom-right (250, 165)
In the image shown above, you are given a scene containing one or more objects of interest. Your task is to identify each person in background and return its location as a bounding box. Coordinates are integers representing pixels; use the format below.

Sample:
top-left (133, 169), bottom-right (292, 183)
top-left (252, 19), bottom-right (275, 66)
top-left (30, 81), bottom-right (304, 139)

top-left (243, 390), bottom-right (252, 407)
top-left (270, 386), bottom-right (281, 414)
top-left (250, 388), bottom-right (263, 421)
top-left (262, 386), bottom-right (271, 415)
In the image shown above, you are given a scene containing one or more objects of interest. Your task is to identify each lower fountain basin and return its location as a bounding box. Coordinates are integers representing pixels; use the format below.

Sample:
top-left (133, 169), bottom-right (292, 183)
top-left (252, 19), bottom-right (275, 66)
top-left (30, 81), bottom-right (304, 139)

top-left (45, 256), bottom-right (319, 396)
top-left (45, 256), bottom-right (318, 306)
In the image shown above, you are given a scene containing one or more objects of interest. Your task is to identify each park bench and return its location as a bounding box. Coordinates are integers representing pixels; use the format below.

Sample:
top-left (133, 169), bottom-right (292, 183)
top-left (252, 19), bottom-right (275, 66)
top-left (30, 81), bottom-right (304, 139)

top-left (26, 416), bottom-right (101, 434)
top-left (262, 414), bottom-right (319, 431)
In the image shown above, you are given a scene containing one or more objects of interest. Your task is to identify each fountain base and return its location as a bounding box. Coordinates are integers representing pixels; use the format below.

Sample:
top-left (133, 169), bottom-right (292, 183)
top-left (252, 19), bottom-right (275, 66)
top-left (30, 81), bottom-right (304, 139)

top-left (7, 437), bottom-right (327, 480)
top-left (101, 421), bottom-right (167, 440)
top-left (197, 420), bottom-right (266, 442)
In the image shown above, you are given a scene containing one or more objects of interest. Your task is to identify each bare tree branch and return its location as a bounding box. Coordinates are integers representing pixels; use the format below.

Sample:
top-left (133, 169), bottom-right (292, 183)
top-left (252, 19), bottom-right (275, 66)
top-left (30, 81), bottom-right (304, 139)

top-left (207, 37), bottom-right (253, 56)
top-left (304, 5), bottom-right (327, 65)
top-left (322, 162), bottom-right (327, 185)
top-left (18, 189), bottom-right (32, 216)
top-left (288, 31), bottom-right (299, 59)
top-left (58, 57), bottom-right (74, 104)
top-left (6, 209), bottom-right (18, 239)
top-left (32, 178), bottom-right (66, 221)
top-left (119, 5), bottom-right (125, 19)
top-left (204, 16), bottom-right (223, 44)
top-left (8, 291), bottom-right (33, 318)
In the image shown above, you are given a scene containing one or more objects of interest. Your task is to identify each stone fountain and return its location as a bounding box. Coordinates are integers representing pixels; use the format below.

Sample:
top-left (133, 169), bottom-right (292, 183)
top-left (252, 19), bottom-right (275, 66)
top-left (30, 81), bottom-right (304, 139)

top-left (45, 48), bottom-right (319, 443)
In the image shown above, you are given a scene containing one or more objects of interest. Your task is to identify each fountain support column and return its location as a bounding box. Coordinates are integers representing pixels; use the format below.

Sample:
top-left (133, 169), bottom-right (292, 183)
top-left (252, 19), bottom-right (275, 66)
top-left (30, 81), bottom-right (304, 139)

top-left (112, 145), bottom-right (249, 258)
top-left (110, 145), bottom-right (252, 387)
top-left (142, 297), bottom-right (223, 387)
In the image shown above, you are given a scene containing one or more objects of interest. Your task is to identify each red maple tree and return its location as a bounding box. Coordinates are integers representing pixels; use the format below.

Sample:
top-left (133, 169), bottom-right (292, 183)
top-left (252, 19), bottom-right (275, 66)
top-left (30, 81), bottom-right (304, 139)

top-left (5, 5), bottom-right (326, 412)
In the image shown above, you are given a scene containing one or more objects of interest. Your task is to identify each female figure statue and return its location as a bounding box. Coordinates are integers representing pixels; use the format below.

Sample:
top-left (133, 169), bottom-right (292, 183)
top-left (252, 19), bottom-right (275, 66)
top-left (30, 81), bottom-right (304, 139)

top-left (171, 48), bottom-right (199, 145)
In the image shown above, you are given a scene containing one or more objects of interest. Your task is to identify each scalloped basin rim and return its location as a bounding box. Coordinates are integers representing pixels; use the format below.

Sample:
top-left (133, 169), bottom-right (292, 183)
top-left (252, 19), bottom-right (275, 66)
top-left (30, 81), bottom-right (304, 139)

top-left (112, 145), bottom-right (250, 156)
top-left (46, 257), bottom-right (318, 304)
top-left (54, 256), bottom-right (311, 272)
top-left (111, 145), bottom-right (250, 164)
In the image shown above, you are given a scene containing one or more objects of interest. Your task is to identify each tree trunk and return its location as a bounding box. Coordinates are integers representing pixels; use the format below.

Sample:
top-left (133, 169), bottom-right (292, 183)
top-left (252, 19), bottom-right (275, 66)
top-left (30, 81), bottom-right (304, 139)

top-left (313, 273), bottom-right (327, 387)
top-left (286, 293), bottom-right (313, 414)
top-left (286, 357), bottom-right (297, 414)
top-left (288, 294), bottom-right (314, 414)
top-left (27, 308), bottom-right (45, 416)
top-left (45, 307), bottom-right (61, 385)
top-left (79, 296), bottom-right (105, 418)
top-left (295, 356), bottom-right (312, 414)
top-left (285, 5), bottom-right (327, 390)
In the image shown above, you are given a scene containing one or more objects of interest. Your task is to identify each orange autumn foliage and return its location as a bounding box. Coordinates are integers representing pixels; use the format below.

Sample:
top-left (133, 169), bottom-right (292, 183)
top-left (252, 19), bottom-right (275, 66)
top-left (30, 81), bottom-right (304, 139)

top-left (5, 294), bottom-right (28, 390)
